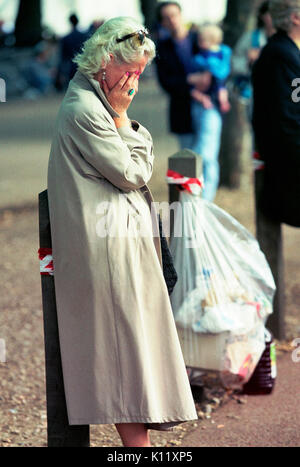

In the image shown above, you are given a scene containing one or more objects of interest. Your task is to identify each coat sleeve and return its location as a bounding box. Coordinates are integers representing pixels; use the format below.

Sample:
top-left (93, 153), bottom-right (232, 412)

top-left (69, 110), bottom-right (154, 192)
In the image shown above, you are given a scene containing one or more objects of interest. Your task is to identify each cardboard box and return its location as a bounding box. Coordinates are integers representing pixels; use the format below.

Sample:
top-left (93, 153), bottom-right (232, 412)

top-left (176, 326), bottom-right (230, 371)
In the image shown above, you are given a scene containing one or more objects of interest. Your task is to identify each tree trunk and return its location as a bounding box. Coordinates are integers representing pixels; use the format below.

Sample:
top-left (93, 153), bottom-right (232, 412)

top-left (15, 0), bottom-right (42, 47)
top-left (223, 0), bottom-right (258, 48)
top-left (139, 0), bottom-right (159, 32)
top-left (219, 0), bottom-right (259, 188)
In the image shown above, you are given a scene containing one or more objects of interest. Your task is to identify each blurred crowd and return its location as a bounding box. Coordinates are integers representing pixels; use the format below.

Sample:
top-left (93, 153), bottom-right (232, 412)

top-left (0, 14), bottom-right (104, 99)
top-left (0, 3), bottom-right (272, 103)
top-left (0, 2), bottom-right (277, 204)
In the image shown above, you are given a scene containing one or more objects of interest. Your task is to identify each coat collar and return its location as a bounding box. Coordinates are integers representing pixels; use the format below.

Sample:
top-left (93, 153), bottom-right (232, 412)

top-left (73, 70), bottom-right (120, 119)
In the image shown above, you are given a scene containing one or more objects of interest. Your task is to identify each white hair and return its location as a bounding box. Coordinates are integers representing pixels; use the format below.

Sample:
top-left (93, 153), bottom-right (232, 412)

top-left (270, 0), bottom-right (300, 32)
top-left (73, 16), bottom-right (156, 78)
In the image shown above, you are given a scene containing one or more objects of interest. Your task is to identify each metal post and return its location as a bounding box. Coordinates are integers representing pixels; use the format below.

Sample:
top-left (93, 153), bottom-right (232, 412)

top-left (39, 190), bottom-right (90, 447)
top-left (168, 149), bottom-right (202, 237)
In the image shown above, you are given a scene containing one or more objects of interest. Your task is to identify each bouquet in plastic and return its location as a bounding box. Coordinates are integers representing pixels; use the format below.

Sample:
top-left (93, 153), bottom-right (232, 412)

top-left (167, 169), bottom-right (276, 388)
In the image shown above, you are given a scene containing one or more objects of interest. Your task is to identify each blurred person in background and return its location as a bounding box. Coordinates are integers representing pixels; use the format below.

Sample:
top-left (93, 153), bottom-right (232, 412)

top-left (21, 39), bottom-right (57, 98)
top-left (155, 1), bottom-right (212, 150)
top-left (86, 19), bottom-right (105, 38)
top-left (186, 23), bottom-right (232, 201)
top-left (187, 23), bottom-right (232, 113)
top-left (232, 1), bottom-right (275, 104)
top-left (155, 2), bottom-right (230, 201)
top-left (252, 0), bottom-right (300, 227)
top-left (55, 13), bottom-right (88, 90)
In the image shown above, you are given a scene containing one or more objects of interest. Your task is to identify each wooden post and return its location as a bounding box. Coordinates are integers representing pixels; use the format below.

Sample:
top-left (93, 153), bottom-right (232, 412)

top-left (219, 93), bottom-right (245, 189)
top-left (254, 172), bottom-right (285, 340)
top-left (168, 149), bottom-right (202, 237)
top-left (39, 190), bottom-right (90, 447)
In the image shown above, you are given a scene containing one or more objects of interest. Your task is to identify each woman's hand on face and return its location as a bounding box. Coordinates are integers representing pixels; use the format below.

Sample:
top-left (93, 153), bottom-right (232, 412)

top-left (102, 72), bottom-right (139, 116)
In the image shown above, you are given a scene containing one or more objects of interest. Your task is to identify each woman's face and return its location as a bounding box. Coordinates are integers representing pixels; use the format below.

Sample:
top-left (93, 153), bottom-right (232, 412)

top-left (104, 54), bottom-right (148, 91)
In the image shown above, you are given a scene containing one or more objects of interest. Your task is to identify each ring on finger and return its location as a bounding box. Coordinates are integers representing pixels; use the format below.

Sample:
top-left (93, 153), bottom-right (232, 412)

top-left (128, 88), bottom-right (135, 96)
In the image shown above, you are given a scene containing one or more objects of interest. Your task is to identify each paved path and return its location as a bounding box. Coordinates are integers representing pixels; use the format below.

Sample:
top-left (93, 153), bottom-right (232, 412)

top-left (181, 353), bottom-right (300, 447)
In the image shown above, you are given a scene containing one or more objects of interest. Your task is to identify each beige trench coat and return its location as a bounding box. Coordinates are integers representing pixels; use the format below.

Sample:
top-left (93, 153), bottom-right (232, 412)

top-left (47, 70), bottom-right (197, 427)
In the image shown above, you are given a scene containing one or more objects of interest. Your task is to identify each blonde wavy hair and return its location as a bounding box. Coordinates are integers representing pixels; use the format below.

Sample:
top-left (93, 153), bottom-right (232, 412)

top-left (270, 0), bottom-right (300, 32)
top-left (197, 23), bottom-right (224, 46)
top-left (73, 16), bottom-right (156, 78)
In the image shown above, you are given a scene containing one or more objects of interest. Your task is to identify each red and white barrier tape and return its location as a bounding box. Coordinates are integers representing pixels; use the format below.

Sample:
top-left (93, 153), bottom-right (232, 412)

top-left (253, 151), bottom-right (265, 171)
top-left (38, 247), bottom-right (54, 276)
top-left (166, 169), bottom-right (203, 196)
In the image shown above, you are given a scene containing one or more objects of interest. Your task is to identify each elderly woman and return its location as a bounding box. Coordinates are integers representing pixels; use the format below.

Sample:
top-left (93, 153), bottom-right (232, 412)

top-left (47, 16), bottom-right (197, 447)
top-left (252, 0), bottom-right (300, 227)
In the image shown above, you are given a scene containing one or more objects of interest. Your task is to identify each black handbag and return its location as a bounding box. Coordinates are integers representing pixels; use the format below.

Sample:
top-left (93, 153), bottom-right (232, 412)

top-left (158, 214), bottom-right (178, 296)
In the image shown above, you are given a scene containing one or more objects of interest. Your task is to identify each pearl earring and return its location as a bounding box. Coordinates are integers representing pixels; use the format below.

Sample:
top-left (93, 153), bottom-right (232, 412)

top-left (102, 70), bottom-right (106, 81)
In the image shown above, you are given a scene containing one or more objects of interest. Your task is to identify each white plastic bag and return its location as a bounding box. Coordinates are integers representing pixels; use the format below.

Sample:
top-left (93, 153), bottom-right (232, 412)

top-left (169, 188), bottom-right (276, 386)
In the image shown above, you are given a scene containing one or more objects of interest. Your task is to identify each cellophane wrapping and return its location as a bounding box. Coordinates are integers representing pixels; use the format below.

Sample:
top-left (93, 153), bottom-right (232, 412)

top-left (170, 190), bottom-right (276, 388)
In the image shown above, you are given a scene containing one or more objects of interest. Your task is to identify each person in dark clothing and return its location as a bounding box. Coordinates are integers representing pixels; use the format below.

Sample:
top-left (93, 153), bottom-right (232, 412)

top-left (155, 1), bottom-right (212, 148)
top-left (56, 14), bottom-right (88, 89)
top-left (252, 0), bottom-right (300, 227)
